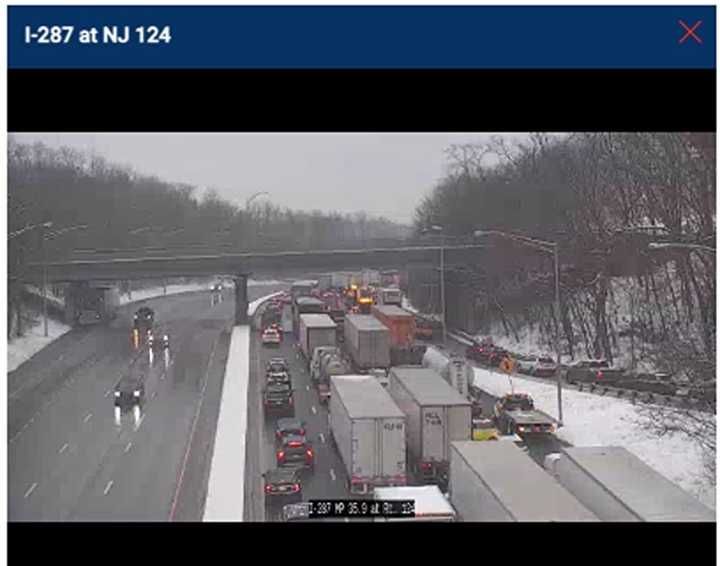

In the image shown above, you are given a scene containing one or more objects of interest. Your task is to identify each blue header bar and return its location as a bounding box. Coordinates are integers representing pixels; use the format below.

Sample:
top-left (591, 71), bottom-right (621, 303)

top-left (8, 6), bottom-right (716, 69)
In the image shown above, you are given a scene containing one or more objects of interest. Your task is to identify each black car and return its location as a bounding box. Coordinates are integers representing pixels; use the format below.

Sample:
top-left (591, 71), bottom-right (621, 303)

top-left (264, 468), bottom-right (302, 511)
top-left (133, 306), bottom-right (154, 329)
top-left (276, 434), bottom-right (315, 471)
top-left (114, 375), bottom-right (146, 408)
top-left (263, 383), bottom-right (294, 417)
top-left (275, 418), bottom-right (307, 445)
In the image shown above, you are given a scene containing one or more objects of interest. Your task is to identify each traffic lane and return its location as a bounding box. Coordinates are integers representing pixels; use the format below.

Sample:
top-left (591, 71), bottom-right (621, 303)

top-left (58, 288), bottom-right (254, 521)
top-left (256, 334), bottom-right (351, 522)
top-left (8, 348), bottom-right (166, 521)
top-left (66, 323), bottom-right (226, 521)
top-left (8, 287), bottom-right (274, 522)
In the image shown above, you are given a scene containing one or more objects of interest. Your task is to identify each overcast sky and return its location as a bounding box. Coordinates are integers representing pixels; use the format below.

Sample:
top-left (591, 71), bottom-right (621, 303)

top-left (12, 133), bottom-right (530, 224)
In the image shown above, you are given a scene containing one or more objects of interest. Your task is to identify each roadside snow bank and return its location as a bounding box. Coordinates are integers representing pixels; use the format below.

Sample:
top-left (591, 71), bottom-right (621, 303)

top-left (425, 346), bottom-right (716, 510)
top-left (7, 318), bottom-right (72, 372)
top-left (204, 326), bottom-right (250, 521)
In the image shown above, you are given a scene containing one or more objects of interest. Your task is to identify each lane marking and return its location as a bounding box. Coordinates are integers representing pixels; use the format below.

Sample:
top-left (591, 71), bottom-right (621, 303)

top-left (59, 442), bottom-right (69, 454)
top-left (24, 482), bottom-right (38, 498)
top-left (169, 336), bottom-right (218, 521)
top-left (104, 389), bottom-right (112, 398)
top-left (329, 469), bottom-right (336, 482)
top-left (134, 413), bottom-right (145, 431)
top-left (103, 480), bottom-right (114, 495)
top-left (83, 412), bottom-right (93, 423)
top-left (311, 406), bottom-right (317, 415)
top-left (319, 433), bottom-right (325, 444)
top-left (306, 385), bottom-right (310, 391)
top-left (152, 391), bottom-right (158, 399)
top-left (124, 442), bottom-right (132, 453)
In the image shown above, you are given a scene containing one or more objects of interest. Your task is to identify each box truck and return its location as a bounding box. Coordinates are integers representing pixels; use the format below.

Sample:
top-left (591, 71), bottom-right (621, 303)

top-left (544, 446), bottom-right (715, 522)
top-left (298, 314), bottom-right (337, 362)
top-left (388, 366), bottom-right (471, 488)
top-left (344, 314), bottom-right (391, 370)
top-left (449, 441), bottom-right (598, 522)
top-left (329, 376), bottom-right (407, 494)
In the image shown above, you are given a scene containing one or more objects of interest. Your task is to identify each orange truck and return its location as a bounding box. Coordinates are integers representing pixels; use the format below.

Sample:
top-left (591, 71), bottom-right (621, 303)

top-left (371, 305), bottom-right (426, 365)
top-left (371, 305), bottom-right (415, 346)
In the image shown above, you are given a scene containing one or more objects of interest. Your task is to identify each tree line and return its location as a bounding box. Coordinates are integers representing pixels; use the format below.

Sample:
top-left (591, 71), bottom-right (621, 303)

top-left (411, 133), bottom-right (715, 377)
top-left (7, 138), bottom-right (407, 335)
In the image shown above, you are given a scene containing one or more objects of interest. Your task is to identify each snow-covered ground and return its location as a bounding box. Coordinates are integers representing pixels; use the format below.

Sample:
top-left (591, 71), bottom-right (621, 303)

top-left (7, 317), bottom-right (72, 372)
top-left (424, 346), bottom-right (716, 510)
top-left (7, 280), bottom-right (287, 374)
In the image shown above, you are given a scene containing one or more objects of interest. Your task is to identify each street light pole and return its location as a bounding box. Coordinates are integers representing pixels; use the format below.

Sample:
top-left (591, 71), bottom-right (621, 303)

top-left (553, 242), bottom-right (563, 426)
top-left (440, 234), bottom-right (447, 344)
top-left (40, 221), bottom-right (53, 337)
top-left (475, 229), bottom-right (564, 426)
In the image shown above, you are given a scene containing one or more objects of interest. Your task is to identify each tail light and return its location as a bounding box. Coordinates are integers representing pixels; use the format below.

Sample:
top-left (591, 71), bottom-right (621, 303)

top-left (299, 428), bottom-right (306, 436)
top-left (277, 451), bottom-right (285, 461)
top-left (264, 485), bottom-right (273, 494)
top-left (291, 484), bottom-right (300, 493)
top-left (306, 449), bottom-right (314, 459)
top-left (420, 462), bottom-right (432, 471)
top-left (289, 441), bottom-right (302, 447)
top-left (597, 371), bottom-right (604, 379)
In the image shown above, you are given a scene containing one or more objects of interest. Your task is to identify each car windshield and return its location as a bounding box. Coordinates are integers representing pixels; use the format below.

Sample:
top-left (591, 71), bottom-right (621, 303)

top-left (267, 383), bottom-right (290, 393)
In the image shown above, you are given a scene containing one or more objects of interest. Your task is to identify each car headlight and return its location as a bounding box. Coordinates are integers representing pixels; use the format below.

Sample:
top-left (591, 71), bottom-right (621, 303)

top-left (133, 390), bottom-right (140, 397)
top-left (114, 391), bottom-right (120, 397)
top-left (163, 335), bottom-right (168, 341)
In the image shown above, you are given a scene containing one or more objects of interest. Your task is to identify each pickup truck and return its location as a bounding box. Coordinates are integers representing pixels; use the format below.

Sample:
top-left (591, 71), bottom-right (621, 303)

top-left (565, 359), bottom-right (624, 385)
top-left (493, 393), bottom-right (555, 437)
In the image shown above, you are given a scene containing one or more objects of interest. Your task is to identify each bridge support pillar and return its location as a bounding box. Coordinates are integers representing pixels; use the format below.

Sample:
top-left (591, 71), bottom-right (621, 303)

top-left (234, 275), bottom-right (249, 326)
top-left (64, 282), bottom-right (83, 326)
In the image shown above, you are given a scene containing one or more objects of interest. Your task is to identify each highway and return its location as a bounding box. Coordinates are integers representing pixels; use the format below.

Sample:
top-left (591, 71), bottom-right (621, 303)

top-left (245, 317), bottom-right (353, 522)
top-left (8, 283), bottom-right (286, 522)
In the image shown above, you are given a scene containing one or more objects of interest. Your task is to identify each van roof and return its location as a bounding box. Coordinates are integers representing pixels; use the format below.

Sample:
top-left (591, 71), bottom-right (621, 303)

top-left (331, 376), bottom-right (405, 419)
top-left (451, 441), bottom-right (598, 521)
top-left (390, 367), bottom-right (470, 406)
top-left (300, 313), bottom-right (337, 328)
top-left (561, 447), bottom-right (715, 521)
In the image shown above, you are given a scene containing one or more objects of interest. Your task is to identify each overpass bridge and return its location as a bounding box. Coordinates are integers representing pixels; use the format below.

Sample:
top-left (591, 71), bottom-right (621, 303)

top-left (25, 244), bottom-right (490, 324)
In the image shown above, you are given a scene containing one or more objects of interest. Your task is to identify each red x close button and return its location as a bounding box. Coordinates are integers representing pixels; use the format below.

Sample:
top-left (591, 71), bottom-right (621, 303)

top-left (678, 19), bottom-right (703, 45)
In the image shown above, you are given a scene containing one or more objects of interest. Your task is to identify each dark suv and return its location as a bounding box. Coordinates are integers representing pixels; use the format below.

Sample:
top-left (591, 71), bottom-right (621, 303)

top-left (264, 468), bottom-right (302, 514)
top-left (133, 306), bottom-right (154, 330)
top-left (276, 434), bottom-right (315, 472)
top-left (263, 382), bottom-right (294, 418)
top-left (114, 375), bottom-right (146, 409)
